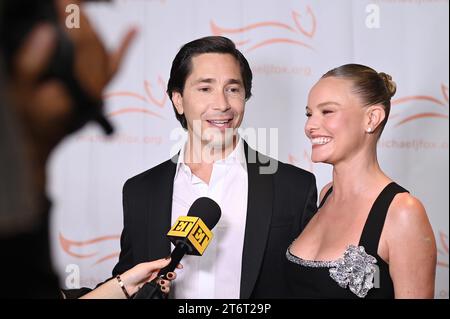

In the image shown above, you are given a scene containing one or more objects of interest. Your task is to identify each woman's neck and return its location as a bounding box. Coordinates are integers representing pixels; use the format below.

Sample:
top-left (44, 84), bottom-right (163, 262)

top-left (331, 151), bottom-right (390, 201)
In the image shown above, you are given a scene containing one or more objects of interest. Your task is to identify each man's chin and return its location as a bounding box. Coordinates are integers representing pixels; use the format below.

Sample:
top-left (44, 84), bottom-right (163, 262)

top-left (203, 133), bottom-right (236, 149)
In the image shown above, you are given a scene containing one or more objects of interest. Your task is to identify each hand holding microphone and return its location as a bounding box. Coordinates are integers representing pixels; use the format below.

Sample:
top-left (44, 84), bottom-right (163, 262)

top-left (133, 197), bottom-right (222, 299)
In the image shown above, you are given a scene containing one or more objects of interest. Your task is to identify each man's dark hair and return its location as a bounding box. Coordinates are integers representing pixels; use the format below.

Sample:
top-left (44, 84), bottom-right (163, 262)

top-left (167, 36), bottom-right (253, 129)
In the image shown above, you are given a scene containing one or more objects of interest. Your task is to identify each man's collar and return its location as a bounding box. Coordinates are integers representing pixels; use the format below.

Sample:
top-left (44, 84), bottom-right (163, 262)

top-left (174, 136), bottom-right (247, 179)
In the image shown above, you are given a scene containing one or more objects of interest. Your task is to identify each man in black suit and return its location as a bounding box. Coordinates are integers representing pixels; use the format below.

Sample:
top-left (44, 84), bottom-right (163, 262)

top-left (112, 36), bottom-right (317, 298)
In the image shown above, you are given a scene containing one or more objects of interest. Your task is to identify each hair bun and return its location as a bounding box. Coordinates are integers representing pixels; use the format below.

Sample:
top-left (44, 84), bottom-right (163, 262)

top-left (379, 72), bottom-right (397, 98)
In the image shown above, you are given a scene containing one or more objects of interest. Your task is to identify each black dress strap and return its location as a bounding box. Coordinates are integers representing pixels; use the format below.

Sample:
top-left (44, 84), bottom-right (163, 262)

top-left (358, 182), bottom-right (409, 256)
top-left (318, 186), bottom-right (333, 209)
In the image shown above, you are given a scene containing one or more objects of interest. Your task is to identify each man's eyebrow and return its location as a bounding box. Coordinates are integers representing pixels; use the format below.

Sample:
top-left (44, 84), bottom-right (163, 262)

top-left (226, 79), bottom-right (243, 85)
top-left (190, 78), bottom-right (243, 86)
top-left (191, 78), bottom-right (215, 86)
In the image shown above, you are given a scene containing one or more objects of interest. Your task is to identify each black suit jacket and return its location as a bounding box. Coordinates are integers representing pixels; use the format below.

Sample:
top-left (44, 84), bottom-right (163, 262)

top-left (112, 142), bottom-right (317, 298)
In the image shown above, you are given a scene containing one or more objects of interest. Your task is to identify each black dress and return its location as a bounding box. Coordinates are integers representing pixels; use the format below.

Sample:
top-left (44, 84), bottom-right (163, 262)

top-left (285, 182), bottom-right (408, 299)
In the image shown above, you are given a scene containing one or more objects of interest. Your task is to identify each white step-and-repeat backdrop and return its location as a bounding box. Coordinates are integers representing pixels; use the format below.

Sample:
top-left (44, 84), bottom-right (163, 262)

top-left (48, 0), bottom-right (449, 298)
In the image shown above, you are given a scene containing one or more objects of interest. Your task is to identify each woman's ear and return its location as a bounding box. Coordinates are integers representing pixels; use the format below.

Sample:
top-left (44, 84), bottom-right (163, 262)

top-left (365, 104), bottom-right (386, 132)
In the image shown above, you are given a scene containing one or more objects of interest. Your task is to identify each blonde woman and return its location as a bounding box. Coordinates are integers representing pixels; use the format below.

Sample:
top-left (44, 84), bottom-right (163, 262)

top-left (286, 64), bottom-right (437, 299)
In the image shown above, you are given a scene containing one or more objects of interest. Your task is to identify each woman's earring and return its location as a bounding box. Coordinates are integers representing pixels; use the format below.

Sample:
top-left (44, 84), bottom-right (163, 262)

top-left (366, 127), bottom-right (372, 133)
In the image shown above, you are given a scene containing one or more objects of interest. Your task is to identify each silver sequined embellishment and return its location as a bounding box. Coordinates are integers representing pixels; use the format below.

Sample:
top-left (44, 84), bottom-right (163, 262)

top-left (286, 248), bottom-right (338, 268)
top-left (286, 245), bottom-right (378, 298)
top-left (328, 245), bottom-right (377, 298)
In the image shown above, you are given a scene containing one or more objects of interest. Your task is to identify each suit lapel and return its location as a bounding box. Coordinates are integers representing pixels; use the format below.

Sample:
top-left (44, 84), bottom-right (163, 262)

top-left (240, 142), bottom-right (274, 298)
top-left (147, 148), bottom-right (273, 298)
top-left (147, 156), bottom-right (178, 260)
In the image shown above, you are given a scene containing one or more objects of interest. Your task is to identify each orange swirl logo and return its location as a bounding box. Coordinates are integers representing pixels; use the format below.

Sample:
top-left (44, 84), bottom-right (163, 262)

top-left (211, 6), bottom-right (316, 53)
top-left (60, 233), bottom-right (120, 266)
top-left (391, 84), bottom-right (448, 126)
top-left (104, 77), bottom-right (168, 119)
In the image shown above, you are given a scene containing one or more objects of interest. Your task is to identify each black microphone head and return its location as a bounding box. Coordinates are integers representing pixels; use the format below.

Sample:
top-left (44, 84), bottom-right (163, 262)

top-left (187, 197), bottom-right (221, 230)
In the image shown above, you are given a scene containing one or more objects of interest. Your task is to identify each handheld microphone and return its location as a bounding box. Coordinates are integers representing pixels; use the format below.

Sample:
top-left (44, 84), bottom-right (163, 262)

top-left (133, 197), bottom-right (221, 299)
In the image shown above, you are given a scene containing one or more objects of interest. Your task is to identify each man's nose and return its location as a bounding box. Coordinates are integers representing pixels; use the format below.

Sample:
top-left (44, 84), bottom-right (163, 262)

top-left (212, 89), bottom-right (231, 112)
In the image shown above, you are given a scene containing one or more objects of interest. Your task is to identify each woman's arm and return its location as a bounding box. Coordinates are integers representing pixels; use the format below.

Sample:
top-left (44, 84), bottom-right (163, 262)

top-left (80, 258), bottom-right (178, 299)
top-left (384, 193), bottom-right (437, 298)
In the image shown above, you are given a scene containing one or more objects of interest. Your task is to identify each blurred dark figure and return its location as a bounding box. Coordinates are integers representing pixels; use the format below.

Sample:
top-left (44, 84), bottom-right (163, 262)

top-left (0, 0), bottom-right (137, 298)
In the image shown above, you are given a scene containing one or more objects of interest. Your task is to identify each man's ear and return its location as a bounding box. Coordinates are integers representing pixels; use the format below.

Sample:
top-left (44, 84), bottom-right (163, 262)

top-left (365, 104), bottom-right (386, 132)
top-left (172, 91), bottom-right (184, 115)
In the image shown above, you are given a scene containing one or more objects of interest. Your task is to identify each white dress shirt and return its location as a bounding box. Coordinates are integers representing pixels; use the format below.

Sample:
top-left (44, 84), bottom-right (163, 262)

top-left (171, 137), bottom-right (248, 299)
